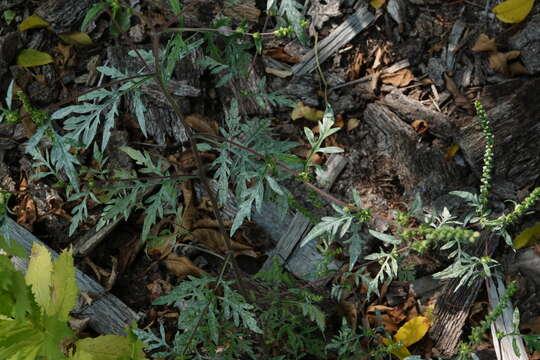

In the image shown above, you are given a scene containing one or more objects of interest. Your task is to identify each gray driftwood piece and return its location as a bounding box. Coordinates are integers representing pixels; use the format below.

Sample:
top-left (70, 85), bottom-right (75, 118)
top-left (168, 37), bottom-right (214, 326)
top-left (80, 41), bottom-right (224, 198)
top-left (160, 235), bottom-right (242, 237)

top-left (35, 0), bottom-right (96, 33)
top-left (6, 218), bottom-right (139, 335)
top-left (458, 78), bottom-right (540, 191)
top-left (429, 233), bottom-right (499, 356)
top-left (486, 277), bottom-right (528, 360)
top-left (362, 103), bottom-right (466, 202)
top-left (292, 6), bottom-right (376, 76)
top-left (259, 154), bottom-right (348, 279)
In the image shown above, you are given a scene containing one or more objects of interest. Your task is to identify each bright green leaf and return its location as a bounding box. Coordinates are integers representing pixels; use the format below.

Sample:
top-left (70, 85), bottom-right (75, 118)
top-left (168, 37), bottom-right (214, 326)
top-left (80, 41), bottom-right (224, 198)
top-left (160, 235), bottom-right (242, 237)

top-left (72, 335), bottom-right (147, 360)
top-left (3, 10), bottom-right (16, 25)
top-left (492, 0), bottom-right (534, 23)
top-left (18, 14), bottom-right (50, 31)
top-left (17, 49), bottom-right (54, 67)
top-left (25, 243), bottom-right (53, 310)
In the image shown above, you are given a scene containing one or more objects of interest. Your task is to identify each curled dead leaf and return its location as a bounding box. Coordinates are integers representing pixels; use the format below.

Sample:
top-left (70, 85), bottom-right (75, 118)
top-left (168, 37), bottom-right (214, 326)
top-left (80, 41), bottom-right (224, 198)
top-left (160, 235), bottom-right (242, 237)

top-left (185, 114), bottom-right (218, 136)
top-left (346, 118), bottom-right (361, 131)
top-left (471, 34), bottom-right (497, 52)
top-left (411, 120), bottom-right (429, 134)
top-left (163, 254), bottom-right (207, 279)
top-left (381, 68), bottom-right (414, 87)
top-left (291, 102), bottom-right (324, 121)
top-left (488, 50), bottom-right (521, 75)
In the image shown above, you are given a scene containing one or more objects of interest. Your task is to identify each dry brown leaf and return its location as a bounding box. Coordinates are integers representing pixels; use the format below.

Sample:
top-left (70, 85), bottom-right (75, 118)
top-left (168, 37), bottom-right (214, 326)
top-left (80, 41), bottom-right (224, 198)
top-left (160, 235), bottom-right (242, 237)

top-left (185, 114), bottom-right (218, 136)
top-left (471, 34), bottom-right (497, 52)
top-left (187, 228), bottom-right (253, 253)
top-left (381, 68), bottom-right (414, 87)
top-left (347, 118), bottom-right (361, 131)
top-left (146, 279), bottom-right (173, 302)
top-left (488, 50), bottom-right (521, 75)
top-left (348, 51), bottom-right (365, 80)
top-left (339, 299), bottom-right (358, 329)
top-left (443, 72), bottom-right (472, 110)
top-left (263, 47), bottom-right (301, 63)
top-left (509, 61), bottom-right (528, 76)
top-left (372, 46), bottom-right (385, 70)
top-left (411, 120), bottom-right (429, 134)
top-left (223, 0), bottom-right (260, 21)
top-left (180, 180), bottom-right (197, 231)
top-left (163, 254), bottom-right (206, 279)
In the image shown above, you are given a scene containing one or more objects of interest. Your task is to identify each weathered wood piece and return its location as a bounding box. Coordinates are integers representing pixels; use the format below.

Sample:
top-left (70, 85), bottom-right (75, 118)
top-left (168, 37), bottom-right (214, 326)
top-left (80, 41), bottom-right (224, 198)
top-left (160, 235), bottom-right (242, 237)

top-left (6, 218), bottom-right (139, 335)
top-left (292, 6), bottom-right (376, 76)
top-left (35, 0), bottom-right (96, 33)
top-left (509, 14), bottom-right (540, 74)
top-left (382, 89), bottom-right (457, 140)
top-left (486, 277), bottom-right (528, 360)
top-left (363, 102), bottom-right (465, 202)
top-left (458, 78), bottom-right (540, 190)
top-left (429, 233), bottom-right (499, 356)
top-left (107, 46), bottom-right (191, 146)
top-left (260, 154), bottom-right (348, 278)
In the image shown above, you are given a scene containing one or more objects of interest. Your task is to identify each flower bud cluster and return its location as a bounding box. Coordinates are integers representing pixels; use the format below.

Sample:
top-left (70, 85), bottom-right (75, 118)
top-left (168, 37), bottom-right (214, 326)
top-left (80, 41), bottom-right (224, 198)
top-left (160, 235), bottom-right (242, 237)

top-left (475, 101), bottom-right (494, 217)
top-left (497, 186), bottom-right (540, 227)
top-left (407, 225), bottom-right (480, 254)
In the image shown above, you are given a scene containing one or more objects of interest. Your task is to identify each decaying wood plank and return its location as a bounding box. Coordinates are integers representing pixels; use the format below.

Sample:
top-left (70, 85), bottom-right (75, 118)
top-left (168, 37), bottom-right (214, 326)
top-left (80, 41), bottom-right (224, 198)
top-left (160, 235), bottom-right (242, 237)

top-left (6, 218), bottom-right (139, 335)
top-left (35, 0), bottom-right (96, 33)
top-left (429, 232), bottom-right (499, 356)
top-left (486, 277), bottom-right (528, 360)
top-left (363, 103), bottom-right (466, 202)
top-left (260, 154), bottom-right (348, 278)
top-left (458, 78), bottom-right (540, 191)
top-left (292, 6), bottom-right (376, 76)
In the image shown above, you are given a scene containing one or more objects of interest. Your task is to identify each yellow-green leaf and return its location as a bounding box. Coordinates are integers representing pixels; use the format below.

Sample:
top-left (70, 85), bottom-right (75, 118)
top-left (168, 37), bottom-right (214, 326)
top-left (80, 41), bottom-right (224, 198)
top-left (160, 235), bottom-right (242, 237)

top-left (17, 49), bottom-right (54, 67)
top-left (291, 102), bottom-right (324, 122)
top-left (492, 0), bottom-right (534, 23)
top-left (58, 32), bottom-right (93, 46)
top-left (370, 0), bottom-right (386, 8)
top-left (394, 316), bottom-right (430, 347)
top-left (72, 335), bottom-right (146, 360)
top-left (514, 222), bottom-right (540, 249)
top-left (47, 247), bottom-right (78, 321)
top-left (25, 243), bottom-right (53, 309)
top-left (18, 14), bottom-right (50, 31)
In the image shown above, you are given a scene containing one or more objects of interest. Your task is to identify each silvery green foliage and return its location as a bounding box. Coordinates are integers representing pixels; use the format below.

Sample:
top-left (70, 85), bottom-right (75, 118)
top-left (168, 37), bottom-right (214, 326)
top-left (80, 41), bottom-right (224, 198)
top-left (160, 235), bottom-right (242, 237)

top-left (253, 77), bottom-right (296, 109)
top-left (51, 66), bottom-right (151, 151)
top-left (0, 80), bottom-right (15, 123)
top-left (364, 248), bottom-right (399, 298)
top-left (302, 189), bottom-right (371, 270)
top-left (96, 146), bottom-right (183, 241)
top-left (432, 253), bottom-right (498, 291)
top-left (135, 276), bottom-right (259, 358)
top-left (209, 100), bottom-right (299, 235)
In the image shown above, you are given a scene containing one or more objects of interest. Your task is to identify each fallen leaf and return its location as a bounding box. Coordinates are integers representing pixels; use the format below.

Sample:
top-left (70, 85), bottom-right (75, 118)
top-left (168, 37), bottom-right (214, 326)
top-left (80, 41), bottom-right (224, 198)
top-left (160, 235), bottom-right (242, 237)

top-left (17, 49), bottom-right (54, 67)
top-left (488, 50), bottom-right (521, 75)
top-left (186, 228), bottom-right (253, 253)
top-left (445, 144), bottom-right (460, 160)
top-left (18, 14), bottom-right (49, 31)
top-left (370, 0), bottom-right (386, 8)
top-left (381, 68), bottom-right (414, 87)
top-left (163, 254), bottom-right (206, 279)
top-left (263, 47), bottom-right (301, 63)
top-left (492, 0), bottom-right (534, 23)
top-left (291, 102), bottom-right (324, 122)
top-left (383, 316), bottom-right (430, 359)
top-left (514, 222), bottom-right (540, 249)
top-left (471, 34), bottom-right (497, 52)
top-left (509, 61), bottom-right (528, 76)
top-left (58, 32), bottom-right (93, 46)
top-left (339, 299), bottom-right (358, 329)
top-left (411, 120), bottom-right (429, 134)
top-left (347, 118), bottom-right (361, 131)
top-left (444, 72), bottom-right (472, 110)
top-left (264, 67), bottom-right (293, 78)
top-left (185, 114), bottom-right (218, 136)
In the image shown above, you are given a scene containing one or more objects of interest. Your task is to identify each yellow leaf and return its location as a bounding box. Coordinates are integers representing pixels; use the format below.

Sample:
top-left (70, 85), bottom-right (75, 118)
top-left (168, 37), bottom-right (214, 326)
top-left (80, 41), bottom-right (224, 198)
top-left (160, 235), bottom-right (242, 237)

top-left (370, 0), bottom-right (386, 8)
top-left (492, 0), bottom-right (534, 23)
top-left (17, 49), bottom-right (54, 67)
top-left (291, 102), bottom-right (324, 122)
top-left (18, 14), bottom-right (50, 31)
top-left (47, 247), bottom-right (78, 321)
top-left (445, 144), bottom-right (460, 160)
top-left (394, 316), bottom-right (430, 347)
top-left (514, 222), bottom-right (540, 249)
top-left (58, 32), bottom-right (93, 46)
top-left (25, 243), bottom-right (53, 309)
